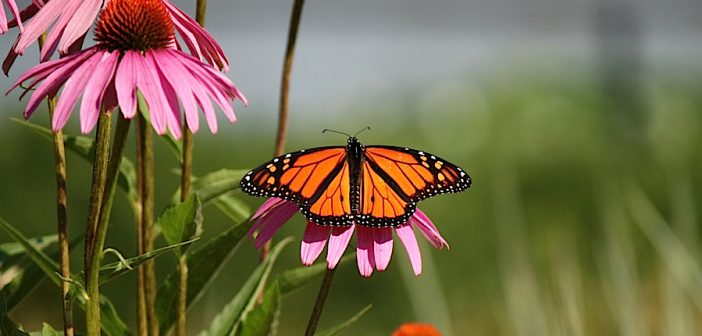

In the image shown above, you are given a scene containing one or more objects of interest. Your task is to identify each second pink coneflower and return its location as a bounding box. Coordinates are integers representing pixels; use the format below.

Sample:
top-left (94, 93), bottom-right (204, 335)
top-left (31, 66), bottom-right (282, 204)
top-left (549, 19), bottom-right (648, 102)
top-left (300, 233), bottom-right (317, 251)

top-left (9, 0), bottom-right (246, 138)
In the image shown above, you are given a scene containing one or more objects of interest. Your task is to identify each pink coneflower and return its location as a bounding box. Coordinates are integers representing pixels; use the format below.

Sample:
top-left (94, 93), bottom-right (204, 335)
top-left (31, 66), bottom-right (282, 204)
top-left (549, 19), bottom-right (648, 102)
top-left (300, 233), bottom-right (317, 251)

top-left (5, 0), bottom-right (228, 73)
top-left (249, 198), bottom-right (449, 277)
top-left (9, 0), bottom-right (246, 138)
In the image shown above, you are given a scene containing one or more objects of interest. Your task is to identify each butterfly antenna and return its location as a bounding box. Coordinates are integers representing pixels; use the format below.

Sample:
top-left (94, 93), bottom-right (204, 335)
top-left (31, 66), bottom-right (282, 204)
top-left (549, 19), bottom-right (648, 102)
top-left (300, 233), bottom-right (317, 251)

top-left (322, 129), bottom-right (352, 137)
top-left (353, 126), bottom-right (371, 137)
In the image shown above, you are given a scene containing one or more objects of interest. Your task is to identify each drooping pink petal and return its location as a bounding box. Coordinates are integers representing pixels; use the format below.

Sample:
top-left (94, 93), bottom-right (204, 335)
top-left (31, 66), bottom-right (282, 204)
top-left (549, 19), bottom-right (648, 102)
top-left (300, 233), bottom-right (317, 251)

top-left (395, 224), bottom-right (422, 275)
top-left (148, 52), bottom-right (182, 138)
top-left (0, 0), bottom-right (9, 34)
top-left (51, 50), bottom-right (103, 131)
top-left (133, 53), bottom-right (167, 136)
top-left (326, 225), bottom-right (354, 269)
top-left (356, 226), bottom-right (376, 277)
top-left (18, 48), bottom-right (97, 120)
top-left (252, 197), bottom-right (288, 221)
top-left (9, 46), bottom-right (91, 94)
top-left (301, 222), bottom-right (330, 266)
top-left (411, 209), bottom-right (449, 250)
top-left (173, 51), bottom-right (240, 123)
top-left (115, 50), bottom-right (139, 118)
top-left (13, 0), bottom-right (69, 54)
top-left (189, 76), bottom-right (218, 132)
top-left (251, 201), bottom-right (298, 248)
top-left (79, 51), bottom-right (118, 133)
top-left (8, 0), bottom-right (41, 30)
top-left (155, 49), bottom-right (200, 132)
top-left (163, 0), bottom-right (228, 71)
top-left (57, 0), bottom-right (100, 54)
top-left (372, 227), bottom-right (393, 271)
top-left (37, 0), bottom-right (82, 61)
top-left (2, 45), bottom-right (18, 75)
top-left (2, 0), bottom-right (24, 32)
top-left (5, 0), bottom-right (22, 31)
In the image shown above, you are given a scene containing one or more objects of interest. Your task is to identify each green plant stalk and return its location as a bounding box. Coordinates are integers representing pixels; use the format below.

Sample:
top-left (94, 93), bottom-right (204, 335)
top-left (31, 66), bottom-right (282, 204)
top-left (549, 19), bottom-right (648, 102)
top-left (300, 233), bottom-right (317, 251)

top-left (305, 267), bottom-right (337, 336)
top-left (176, 83), bottom-right (193, 336)
top-left (36, 32), bottom-right (74, 336)
top-left (175, 254), bottom-right (188, 336)
top-left (173, 2), bottom-right (208, 334)
top-left (136, 114), bottom-right (155, 336)
top-left (262, 0), bottom-right (306, 262)
top-left (84, 111), bottom-right (113, 336)
top-left (47, 96), bottom-right (75, 336)
top-left (86, 113), bottom-right (131, 336)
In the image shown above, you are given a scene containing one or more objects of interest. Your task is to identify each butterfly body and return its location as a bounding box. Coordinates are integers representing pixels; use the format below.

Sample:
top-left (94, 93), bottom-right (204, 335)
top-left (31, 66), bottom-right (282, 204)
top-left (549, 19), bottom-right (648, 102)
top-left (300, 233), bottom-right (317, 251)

top-left (241, 137), bottom-right (471, 228)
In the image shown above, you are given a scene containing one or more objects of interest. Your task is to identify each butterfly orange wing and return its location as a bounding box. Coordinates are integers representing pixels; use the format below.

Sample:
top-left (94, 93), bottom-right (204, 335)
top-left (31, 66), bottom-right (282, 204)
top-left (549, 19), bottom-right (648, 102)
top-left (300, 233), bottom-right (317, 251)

top-left (240, 147), bottom-right (354, 226)
top-left (357, 146), bottom-right (471, 227)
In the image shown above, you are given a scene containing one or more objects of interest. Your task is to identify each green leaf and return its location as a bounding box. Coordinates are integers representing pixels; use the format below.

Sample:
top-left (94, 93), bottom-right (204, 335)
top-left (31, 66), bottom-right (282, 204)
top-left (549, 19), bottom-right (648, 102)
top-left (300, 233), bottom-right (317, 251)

top-left (215, 194), bottom-right (252, 225)
top-left (235, 282), bottom-right (281, 336)
top-left (316, 305), bottom-right (373, 336)
top-left (0, 217), bottom-right (130, 335)
top-left (159, 194), bottom-right (203, 257)
top-left (275, 253), bottom-right (355, 297)
top-left (2, 235), bottom-right (82, 311)
top-left (98, 295), bottom-right (131, 335)
top-left (0, 297), bottom-right (29, 336)
top-left (0, 217), bottom-right (60, 285)
top-left (88, 240), bottom-right (196, 285)
top-left (157, 222), bottom-right (252, 334)
top-left (11, 118), bottom-right (138, 207)
top-left (168, 169), bottom-right (250, 209)
top-left (0, 235), bottom-right (57, 265)
top-left (40, 323), bottom-right (60, 336)
top-left (198, 238), bottom-right (293, 336)
top-left (137, 92), bottom-right (182, 158)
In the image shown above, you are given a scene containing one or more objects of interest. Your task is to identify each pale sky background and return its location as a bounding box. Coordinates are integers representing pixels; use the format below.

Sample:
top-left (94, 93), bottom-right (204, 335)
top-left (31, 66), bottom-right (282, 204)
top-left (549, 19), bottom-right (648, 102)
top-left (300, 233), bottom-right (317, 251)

top-left (0, 0), bottom-right (700, 123)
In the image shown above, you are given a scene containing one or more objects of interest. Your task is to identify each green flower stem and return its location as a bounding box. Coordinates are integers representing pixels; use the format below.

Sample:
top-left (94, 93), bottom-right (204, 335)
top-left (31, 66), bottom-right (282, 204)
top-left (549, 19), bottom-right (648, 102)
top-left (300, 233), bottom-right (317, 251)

top-left (262, 0), bottom-right (306, 261)
top-left (36, 34), bottom-right (72, 336)
top-left (136, 114), bottom-right (155, 336)
top-left (47, 97), bottom-right (75, 336)
top-left (275, 0), bottom-right (305, 157)
top-left (86, 113), bottom-right (131, 336)
top-left (305, 267), bottom-right (337, 336)
top-left (175, 254), bottom-right (188, 336)
top-left (195, 0), bottom-right (207, 25)
top-left (173, 2), bottom-right (208, 335)
top-left (176, 96), bottom-right (193, 336)
top-left (37, 33), bottom-right (74, 336)
top-left (84, 111), bottom-right (113, 336)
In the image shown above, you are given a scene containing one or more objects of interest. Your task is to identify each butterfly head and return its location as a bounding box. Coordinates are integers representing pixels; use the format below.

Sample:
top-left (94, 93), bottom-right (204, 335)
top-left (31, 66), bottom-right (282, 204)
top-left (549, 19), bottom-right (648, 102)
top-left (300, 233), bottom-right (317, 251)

top-left (346, 136), bottom-right (364, 157)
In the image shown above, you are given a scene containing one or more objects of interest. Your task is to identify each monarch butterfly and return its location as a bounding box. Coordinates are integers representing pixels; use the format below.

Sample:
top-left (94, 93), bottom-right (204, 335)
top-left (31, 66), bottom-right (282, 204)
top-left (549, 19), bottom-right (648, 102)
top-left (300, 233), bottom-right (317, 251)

top-left (240, 131), bottom-right (471, 228)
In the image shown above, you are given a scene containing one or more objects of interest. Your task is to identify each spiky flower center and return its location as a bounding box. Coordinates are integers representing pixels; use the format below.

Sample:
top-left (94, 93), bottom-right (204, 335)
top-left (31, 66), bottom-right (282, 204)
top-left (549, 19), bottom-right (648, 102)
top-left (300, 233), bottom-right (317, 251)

top-left (94, 0), bottom-right (174, 52)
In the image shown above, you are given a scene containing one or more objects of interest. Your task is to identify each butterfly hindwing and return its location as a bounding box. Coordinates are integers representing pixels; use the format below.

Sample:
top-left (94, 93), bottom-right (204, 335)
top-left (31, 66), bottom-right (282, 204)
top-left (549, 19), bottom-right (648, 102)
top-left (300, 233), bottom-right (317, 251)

top-left (356, 160), bottom-right (416, 227)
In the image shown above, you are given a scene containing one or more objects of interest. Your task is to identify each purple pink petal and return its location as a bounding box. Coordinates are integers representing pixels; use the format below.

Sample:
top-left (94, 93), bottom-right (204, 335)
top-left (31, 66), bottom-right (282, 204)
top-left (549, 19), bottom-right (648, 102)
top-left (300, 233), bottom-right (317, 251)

top-left (301, 222), bottom-right (330, 266)
top-left (247, 198), bottom-right (450, 277)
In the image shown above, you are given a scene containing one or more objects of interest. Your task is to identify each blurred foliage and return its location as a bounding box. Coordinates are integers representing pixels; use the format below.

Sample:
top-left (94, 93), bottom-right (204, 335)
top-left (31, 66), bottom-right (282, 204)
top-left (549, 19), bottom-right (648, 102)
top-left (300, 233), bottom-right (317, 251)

top-left (1, 64), bottom-right (702, 335)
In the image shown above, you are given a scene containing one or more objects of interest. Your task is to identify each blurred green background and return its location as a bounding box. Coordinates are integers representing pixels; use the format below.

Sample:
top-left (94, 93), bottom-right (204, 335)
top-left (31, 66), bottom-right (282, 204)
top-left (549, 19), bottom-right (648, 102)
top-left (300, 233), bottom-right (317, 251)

top-left (2, 0), bottom-right (702, 335)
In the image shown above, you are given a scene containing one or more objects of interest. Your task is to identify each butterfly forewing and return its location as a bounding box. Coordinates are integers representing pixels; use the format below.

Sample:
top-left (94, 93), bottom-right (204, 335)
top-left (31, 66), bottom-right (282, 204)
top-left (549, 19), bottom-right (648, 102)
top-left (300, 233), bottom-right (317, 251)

top-left (362, 145), bottom-right (471, 206)
top-left (240, 146), bottom-right (355, 226)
